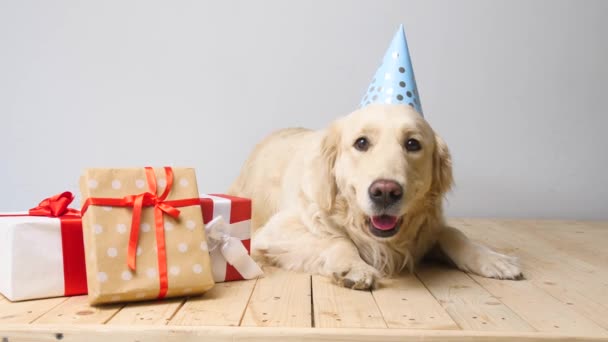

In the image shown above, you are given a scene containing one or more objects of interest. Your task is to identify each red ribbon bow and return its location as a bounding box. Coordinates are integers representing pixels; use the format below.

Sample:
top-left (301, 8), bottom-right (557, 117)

top-left (29, 191), bottom-right (80, 217)
top-left (81, 167), bottom-right (201, 299)
top-left (30, 192), bottom-right (86, 295)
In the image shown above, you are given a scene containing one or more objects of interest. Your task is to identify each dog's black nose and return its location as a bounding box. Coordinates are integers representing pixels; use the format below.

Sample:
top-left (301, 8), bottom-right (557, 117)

top-left (368, 179), bottom-right (403, 207)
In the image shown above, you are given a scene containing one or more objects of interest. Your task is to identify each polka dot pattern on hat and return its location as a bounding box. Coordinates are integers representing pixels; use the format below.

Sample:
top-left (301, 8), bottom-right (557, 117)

top-left (359, 25), bottom-right (423, 115)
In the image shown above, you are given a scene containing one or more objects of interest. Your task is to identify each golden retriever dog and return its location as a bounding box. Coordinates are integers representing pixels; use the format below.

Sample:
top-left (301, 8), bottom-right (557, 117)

top-left (229, 104), bottom-right (522, 289)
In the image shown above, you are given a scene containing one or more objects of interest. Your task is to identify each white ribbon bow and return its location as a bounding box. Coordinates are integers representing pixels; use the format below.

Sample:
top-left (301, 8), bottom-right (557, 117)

top-left (205, 216), bottom-right (263, 280)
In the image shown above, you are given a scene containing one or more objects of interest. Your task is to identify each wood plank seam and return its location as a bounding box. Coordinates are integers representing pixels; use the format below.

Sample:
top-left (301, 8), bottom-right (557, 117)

top-left (27, 298), bottom-right (70, 324)
top-left (538, 286), bottom-right (608, 332)
top-left (416, 264), bottom-right (536, 331)
top-left (372, 274), bottom-right (460, 330)
top-left (237, 278), bottom-right (259, 326)
top-left (461, 271), bottom-right (536, 331)
top-left (413, 271), bottom-right (464, 330)
top-left (101, 304), bottom-right (127, 324)
top-left (168, 279), bottom-right (257, 326)
top-left (312, 275), bottom-right (387, 328)
top-left (240, 269), bottom-right (311, 327)
top-left (369, 287), bottom-right (390, 328)
top-left (106, 298), bottom-right (186, 325)
top-left (468, 273), bottom-right (608, 335)
top-left (164, 299), bottom-right (187, 324)
top-left (29, 296), bottom-right (126, 325)
top-left (311, 274), bottom-right (315, 328)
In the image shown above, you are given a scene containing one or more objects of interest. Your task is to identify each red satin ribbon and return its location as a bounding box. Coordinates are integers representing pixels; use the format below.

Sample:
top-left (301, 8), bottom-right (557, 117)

top-left (0, 192), bottom-right (88, 296)
top-left (57, 215), bottom-right (87, 296)
top-left (81, 167), bottom-right (200, 299)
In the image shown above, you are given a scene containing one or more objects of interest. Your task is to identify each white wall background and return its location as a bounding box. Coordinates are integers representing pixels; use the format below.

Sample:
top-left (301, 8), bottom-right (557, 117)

top-left (1, 0), bottom-right (607, 220)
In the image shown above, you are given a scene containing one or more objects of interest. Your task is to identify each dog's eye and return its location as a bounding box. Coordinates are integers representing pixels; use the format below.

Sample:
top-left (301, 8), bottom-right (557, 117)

top-left (405, 138), bottom-right (422, 152)
top-left (354, 137), bottom-right (370, 151)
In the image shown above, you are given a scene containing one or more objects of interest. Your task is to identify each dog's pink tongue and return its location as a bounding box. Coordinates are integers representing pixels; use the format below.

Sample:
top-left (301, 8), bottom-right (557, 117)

top-left (371, 215), bottom-right (398, 230)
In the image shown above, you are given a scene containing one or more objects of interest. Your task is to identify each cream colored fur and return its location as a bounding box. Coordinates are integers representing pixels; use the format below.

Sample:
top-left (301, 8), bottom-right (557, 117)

top-left (229, 104), bottom-right (522, 289)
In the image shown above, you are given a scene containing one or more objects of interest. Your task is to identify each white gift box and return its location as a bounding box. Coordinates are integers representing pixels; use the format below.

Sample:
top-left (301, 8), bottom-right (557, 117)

top-left (0, 211), bottom-right (87, 301)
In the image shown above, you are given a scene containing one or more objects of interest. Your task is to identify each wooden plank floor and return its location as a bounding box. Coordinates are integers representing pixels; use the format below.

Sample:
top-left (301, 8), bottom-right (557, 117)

top-left (1, 219), bottom-right (608, 341)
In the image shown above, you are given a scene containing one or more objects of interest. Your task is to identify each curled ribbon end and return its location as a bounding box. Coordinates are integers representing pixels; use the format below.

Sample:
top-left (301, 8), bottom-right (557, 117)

top-left (127, 258), bottom-right (136, 272)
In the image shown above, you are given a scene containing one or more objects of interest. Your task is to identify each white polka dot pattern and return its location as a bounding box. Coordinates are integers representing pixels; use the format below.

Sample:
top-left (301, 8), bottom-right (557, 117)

top-left (107, 247), bottom-right (118, 258)
top-left (121, 271), bottom-right (133, 281)
top-left (87, 179), bottom-right (98, 189)
top-left (186, 220), bottom-right (196, 230)
top-left (135, 179), bottom-right (146, 189)
top-left (93, 224), bottom-right (103, 235)
top-left (111, 180), bottom-right (122, 189)
top-left (178, 243), bottom-right (188, 253)
top-left (97, 272), bottom-right (108, 283)
top-left (170, 266), bottom-right (180, 276)
top-left (140, 223), bottom-right (151, 233)
top-left (192, 264), bottom-right (203, 274)
top-left (146, 268), bottom-right (157, 278)
top-left (116, 223), bottom-right (127, 234)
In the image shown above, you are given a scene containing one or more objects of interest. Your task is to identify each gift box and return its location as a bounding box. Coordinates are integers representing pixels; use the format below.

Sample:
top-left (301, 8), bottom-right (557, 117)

top-left (200, 194), bottom-right (262, 282)
top-left (79, 167), bottom-right (214, 305)
top-left (0, 192), bottom-right (87, 301)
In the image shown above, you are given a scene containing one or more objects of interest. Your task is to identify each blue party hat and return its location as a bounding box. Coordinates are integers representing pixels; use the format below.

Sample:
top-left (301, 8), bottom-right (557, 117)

top-left (360, 25), bottom-right (423, 116)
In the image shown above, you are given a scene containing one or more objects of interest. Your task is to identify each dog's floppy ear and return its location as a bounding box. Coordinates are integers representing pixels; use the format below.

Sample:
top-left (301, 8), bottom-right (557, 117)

top-left (312, 121), bottom-right (341, 212)
top-left (431, 134), bottom-right (454, 197)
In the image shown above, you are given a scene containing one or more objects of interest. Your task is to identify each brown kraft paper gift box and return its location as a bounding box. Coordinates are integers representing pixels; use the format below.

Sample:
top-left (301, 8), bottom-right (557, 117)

top-left (79, 167), bottom-right (214, 305)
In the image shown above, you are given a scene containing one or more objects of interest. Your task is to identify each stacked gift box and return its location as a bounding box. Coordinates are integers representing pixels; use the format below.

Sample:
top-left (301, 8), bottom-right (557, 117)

top-left (0, 166), bottom-right (262, 303)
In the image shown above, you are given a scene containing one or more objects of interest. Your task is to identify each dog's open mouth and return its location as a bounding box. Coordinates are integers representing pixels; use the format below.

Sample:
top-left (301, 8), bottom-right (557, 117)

top-left (369, 215), bottom-right (400, 238)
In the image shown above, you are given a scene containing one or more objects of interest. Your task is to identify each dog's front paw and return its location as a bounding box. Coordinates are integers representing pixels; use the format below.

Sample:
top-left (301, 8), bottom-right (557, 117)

top-left (472, 250), bottom-right (524, 280)
top-left (331, 263), bottom-right (379, 290)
